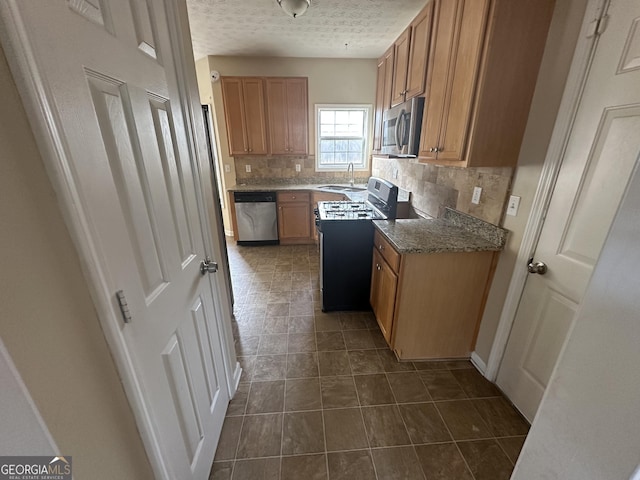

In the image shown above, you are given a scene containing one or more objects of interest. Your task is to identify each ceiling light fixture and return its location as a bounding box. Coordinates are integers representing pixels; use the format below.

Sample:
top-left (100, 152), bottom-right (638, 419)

top-left (277, 0), bottom-right (310, 18)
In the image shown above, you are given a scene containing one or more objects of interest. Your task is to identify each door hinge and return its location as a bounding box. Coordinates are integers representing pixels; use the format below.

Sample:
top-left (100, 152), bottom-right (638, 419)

top-left (115, 290), bottom-right (132, 324)
top-left (586, 14), bottom-right (609, 38)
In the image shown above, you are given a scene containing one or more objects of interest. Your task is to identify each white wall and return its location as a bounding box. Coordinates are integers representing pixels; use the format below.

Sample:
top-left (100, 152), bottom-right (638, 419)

top-left (512, 157), bottom-right (640, 479)
top-left (0, 45), bottom-right (153, 479)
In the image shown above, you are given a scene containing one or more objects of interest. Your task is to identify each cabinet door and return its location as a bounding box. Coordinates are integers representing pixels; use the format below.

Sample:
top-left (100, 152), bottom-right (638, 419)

top-left (267, 78), bottom-right (308, 155)
top-left (266, 79), bottom-right (288, 154)
top-left (371, 249), bottom-right (398, 344)
top-left (278, 202), bottom-right (311, 240)
top-left (405, 1), bottom-right (434, 100)
top-left (436, 0), bottom-right (489, 162)
top-left (390, 28), bottom-right (411, 108)
top-left (242, 78), bottom-right (269, 154)
top-left (220, 77), bottom-right (248, 155)
top-left (419, 0), bottom-right (490, 162)
top-left (285, 78), bottom-right (308, 154)
top-left (373, 56), bottom-right (387, 152)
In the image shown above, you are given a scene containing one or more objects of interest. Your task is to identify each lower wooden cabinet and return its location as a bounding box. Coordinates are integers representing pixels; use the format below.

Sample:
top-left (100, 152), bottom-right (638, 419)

top-left (277, 191), bottom-right (313, 244)
top-left (370, 229), bottom-right (497, 359)
top-left (370, 248), bottom-right (398, 343)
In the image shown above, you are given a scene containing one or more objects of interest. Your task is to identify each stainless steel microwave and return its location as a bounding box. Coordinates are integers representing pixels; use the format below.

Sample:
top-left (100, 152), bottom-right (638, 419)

top-left (381, 97), bottom-right (425, 157)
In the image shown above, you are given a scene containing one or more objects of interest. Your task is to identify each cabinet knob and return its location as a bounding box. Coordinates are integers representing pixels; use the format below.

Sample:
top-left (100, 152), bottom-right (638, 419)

top-left (378, 244), bottom-right (385, 251)
top-left (376, 263), bottom-right (382, 271)
top-left (292, 195), bottom-right (296, 199)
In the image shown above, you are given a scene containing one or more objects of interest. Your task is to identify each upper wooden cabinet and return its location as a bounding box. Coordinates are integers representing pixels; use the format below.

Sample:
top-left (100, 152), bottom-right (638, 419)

top-left (390, 1), bottom-right (434, 108)
top-left (373, 47), bottom-right (395, 152)
top-left (220, 77), bottom-right (269, 155)
top-left (418, 0), bottom-right (555, 167)
top-left (390, 28), bottom-right (411, 107)
top-left (266, 77), bottom-right (308, 155)
top-left (405, 3), bottom-right (434, 100)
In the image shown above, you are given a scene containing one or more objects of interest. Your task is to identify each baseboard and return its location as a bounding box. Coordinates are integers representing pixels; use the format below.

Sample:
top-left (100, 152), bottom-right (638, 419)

top-left (471, 351), bottom-right (487, 376)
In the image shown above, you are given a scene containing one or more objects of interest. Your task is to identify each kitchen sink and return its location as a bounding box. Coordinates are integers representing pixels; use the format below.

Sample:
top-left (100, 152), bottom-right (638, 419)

top-left (320, 185), bottom-right (366, 193)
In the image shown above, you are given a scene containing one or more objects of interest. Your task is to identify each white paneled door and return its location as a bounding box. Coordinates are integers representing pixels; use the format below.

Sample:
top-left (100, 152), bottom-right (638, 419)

top-left (497, 0), bottom-right (640, 421)
top-left (0, 1), bottom-right (229, 478)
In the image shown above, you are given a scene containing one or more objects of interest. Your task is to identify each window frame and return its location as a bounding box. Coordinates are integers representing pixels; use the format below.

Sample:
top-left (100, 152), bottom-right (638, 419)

top-left (314, 104), bottom-right (372, 172)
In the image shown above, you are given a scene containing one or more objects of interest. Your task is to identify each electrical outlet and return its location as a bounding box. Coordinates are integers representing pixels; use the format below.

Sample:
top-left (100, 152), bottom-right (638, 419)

top-left (224, 164), bottom-right (231, 173)
top-left (472, 186), bottom-right (482, 205)
top-left (245, 164), bottom-right (251, 173)
top-left (506, 195), bottom-right (521, 216)
top-left (295, 164), bottom-right (301, 172)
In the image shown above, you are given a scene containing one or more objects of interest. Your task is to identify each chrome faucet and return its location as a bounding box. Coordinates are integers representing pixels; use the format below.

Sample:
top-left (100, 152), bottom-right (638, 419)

top-left (347, 162), bottom-right (354, 187)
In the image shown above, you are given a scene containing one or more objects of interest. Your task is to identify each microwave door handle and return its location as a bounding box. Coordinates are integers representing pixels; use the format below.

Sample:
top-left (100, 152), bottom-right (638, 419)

top-left (395, 109), bottom-right (406, 150)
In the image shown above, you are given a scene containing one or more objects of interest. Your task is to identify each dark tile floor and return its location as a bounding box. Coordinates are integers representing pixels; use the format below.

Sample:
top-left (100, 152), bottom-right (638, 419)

top-left (210, 240), bottom-right (529, 480)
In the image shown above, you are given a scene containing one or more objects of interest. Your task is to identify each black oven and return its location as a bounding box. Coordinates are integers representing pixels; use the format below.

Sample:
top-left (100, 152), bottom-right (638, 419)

top-left (315, 177), bottom-right (399, 311)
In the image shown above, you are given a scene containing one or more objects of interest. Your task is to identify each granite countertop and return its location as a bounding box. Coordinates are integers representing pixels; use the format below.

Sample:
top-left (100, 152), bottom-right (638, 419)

top-left (228, 182), bottom-right (410, 203)
top-left (373, 208), bottom-right (507, 254)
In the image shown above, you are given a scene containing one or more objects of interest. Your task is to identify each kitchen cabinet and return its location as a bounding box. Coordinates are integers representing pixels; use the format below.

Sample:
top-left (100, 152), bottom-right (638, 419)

top-left (220, 77), bottom-right (269, 155)
top-left (390, 29), bottom-right (410, 108)
top-left (390, 1), bottom-right (434, 107)
top-left (266, 77), bottom-right (308, 155)
top-left (405, 2), bottom-right (434, 100)
top-left (418, 0), bottom-right (554, 167)
top-left (370, 229), bottom-right (497, 359)
top-left (370, 248), bottom-right (398, 343)
top-left (372, 46), bottom-right (395, 153)
top-left (277, 191), bottom-right (312, 244)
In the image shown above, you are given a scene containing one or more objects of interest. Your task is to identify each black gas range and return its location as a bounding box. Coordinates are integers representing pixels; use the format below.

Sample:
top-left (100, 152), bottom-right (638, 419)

top-left (315, 177), bottom-right (399, 312)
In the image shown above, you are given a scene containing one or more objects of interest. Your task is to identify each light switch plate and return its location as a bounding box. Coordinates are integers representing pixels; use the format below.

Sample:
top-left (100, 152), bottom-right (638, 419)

top-left (245, 164), bottom-right (251, 173)
top-left (295, 164), bottom-right (301, 172)
top-left (224, 164), bottom-right (231, 173)
top-left (507, 195), bottom-right (521, 216)
top-left (472, 186), bottom-right (482, 205)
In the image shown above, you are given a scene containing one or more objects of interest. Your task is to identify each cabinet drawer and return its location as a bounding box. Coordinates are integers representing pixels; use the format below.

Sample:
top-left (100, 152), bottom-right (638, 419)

top-left (374, 230), bottom-right (400, 273)
top-left (277, 191), bottom-right (310, 203)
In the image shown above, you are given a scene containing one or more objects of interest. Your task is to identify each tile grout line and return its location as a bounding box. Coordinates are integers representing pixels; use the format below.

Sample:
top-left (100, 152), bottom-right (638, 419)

top-left (385, 371), bottom-right (428, 480)
top-left (434, 399), bottom-right (477, 480)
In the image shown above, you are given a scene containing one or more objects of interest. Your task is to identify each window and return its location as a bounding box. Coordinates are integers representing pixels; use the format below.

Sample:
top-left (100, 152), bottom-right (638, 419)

top-left (315, 104), bottom-right (372, 171)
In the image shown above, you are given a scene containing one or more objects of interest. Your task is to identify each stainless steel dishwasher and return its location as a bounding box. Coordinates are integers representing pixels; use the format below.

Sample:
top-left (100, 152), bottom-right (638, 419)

top-left (233, 191), bottom-right (279, 245)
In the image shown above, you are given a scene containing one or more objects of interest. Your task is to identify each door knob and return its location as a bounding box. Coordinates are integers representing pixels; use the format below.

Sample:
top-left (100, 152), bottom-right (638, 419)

top-left (527, 258), bottom-right (547, 275)
top-left (200, 257), bottom-right (218, 275)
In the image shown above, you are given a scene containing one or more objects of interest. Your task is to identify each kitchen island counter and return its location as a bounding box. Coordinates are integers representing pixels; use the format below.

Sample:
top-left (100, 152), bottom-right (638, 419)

top-left (373, 208), bottom-right (506, 254)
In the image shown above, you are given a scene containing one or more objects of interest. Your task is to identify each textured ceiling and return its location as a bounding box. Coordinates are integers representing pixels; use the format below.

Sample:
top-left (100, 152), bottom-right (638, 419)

top-left (186, 0), bottom-right (427, 60)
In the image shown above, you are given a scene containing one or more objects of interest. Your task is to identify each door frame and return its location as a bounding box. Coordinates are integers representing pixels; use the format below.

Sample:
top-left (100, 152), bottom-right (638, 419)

top-left (0, 1), bottom-right (239, 478)
top-left (484, 0), bottom-right (610, 380)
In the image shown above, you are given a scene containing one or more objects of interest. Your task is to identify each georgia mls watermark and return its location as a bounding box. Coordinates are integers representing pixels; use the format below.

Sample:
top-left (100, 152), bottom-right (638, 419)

top-left (0, 456), bottom-right (72, 480)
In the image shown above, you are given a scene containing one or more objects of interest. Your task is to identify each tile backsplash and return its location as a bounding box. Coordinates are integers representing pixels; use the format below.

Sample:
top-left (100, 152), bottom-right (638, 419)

top-left (234, 155), bottom-right (370, 184)
top-left (372, 156), bottom-right (512, 225)
top-left (234, 154), bottom-right (512, 225)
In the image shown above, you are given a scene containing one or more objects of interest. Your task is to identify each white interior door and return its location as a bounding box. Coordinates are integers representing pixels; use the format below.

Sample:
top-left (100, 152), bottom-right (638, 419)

top-left (0, 1), bottom-right (229, 478)
top-left (497, 0), bottom-right (640, 421)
